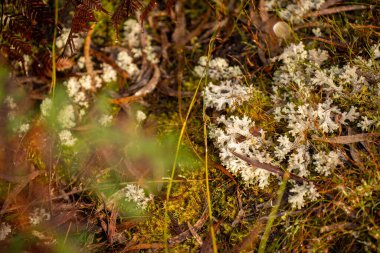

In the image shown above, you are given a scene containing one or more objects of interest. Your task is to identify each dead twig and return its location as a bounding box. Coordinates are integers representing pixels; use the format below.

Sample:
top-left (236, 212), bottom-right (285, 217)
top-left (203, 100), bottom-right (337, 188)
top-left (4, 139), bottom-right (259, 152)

top-left (305, 5), bottom-right (370, 18)
top-left (84, 23), bottom-right (97, 91)
top-left (135, 65), bottom-right (160, 96)
top-left (302, 36), bottom-right (348, 48)
top-left (111, 65), bottom-right (160, 105)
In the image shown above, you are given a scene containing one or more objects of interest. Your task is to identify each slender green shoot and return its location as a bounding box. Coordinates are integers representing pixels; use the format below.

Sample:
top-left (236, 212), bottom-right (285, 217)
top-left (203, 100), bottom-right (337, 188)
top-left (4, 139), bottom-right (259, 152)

top-left (258, 173), bottom-right (289, 253)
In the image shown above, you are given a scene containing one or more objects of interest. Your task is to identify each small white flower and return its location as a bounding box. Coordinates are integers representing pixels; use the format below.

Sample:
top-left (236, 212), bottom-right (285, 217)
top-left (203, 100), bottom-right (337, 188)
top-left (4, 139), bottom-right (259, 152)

top-left (99, 114), bottom-right (113, 127)
top-left (40, 98), bottom-right (53, 117)
top-left (0, 222), bottom-right (11, 240)
top-left (64, 76), bottom-right (92, 108)
top-left (29, 208), bottom-right (51, 225)
top-left (123, 19), bottom-right (141, 49)
top-left (17, 123), bottom-right (30, 136)
top-left (136, 110), bottom-right (147, 123)
top-left (77, 56), bottom-right (85, 69)
top-left (59, 130), bottom-right (77, 147)
top-left (123, 184), bottom-right (152, 209)
top-left (116, 51), bottom-right (140, 77)
top-left (57, 105), bottom-right (76, 129)
top-left (102, 64), bottom-right (117, 83)
top-left (79, 75), bottom-right (92, 90)
top-left (143, 35), bottom-right (159, 64)
top-left (4, 96), bottom-right (16, 110)
top-left (312, 28), bottom-right (322, 37)
top-left (370, 43), bottom-right (380, 59)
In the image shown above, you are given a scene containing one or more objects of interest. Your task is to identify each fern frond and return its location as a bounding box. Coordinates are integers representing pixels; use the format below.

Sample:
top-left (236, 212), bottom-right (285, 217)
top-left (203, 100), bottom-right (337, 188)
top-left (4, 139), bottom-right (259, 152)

top-left (111, 0), bottom-right (142, 39)
top-left (140, 0), bottom-right (157, 22)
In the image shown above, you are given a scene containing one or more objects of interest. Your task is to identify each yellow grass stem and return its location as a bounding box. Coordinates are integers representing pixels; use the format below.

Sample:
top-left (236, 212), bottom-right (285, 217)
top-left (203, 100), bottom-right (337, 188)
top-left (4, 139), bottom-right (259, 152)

top-left (50, 0), bottom-right (59, 97)
top-left (164, 25), bottom-right (219, 253)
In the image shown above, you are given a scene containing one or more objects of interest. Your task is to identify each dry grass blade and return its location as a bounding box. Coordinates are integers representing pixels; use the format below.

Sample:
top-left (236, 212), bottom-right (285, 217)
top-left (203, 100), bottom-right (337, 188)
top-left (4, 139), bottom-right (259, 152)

top-left (230, 150), bottom-right (309, 184)
top-left (232, 220), bottom-right (265, 252)
top-left (313, 133), bottom-right (379, 144)
top-left (187, 221), bottom-right (203, 246)
top-left (305, 5), bottom-right (370, 18)
top-left (209, 160), bottom-right (238, 185)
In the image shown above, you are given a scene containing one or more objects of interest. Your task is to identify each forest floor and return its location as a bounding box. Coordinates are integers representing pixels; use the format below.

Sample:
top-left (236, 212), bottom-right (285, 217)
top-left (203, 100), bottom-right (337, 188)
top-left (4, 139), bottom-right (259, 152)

top-left (0, 0), bottom-right (380, 252)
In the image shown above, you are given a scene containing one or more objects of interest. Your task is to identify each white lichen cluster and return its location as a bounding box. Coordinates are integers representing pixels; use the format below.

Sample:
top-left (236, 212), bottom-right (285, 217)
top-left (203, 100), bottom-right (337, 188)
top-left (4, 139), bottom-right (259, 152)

top-left (265, 0), bottom-right (325, 24)
top-left (204, 42), bottom-right (380, 209)
top-left (196, 56), bottom-right (252, 111)
top-left (29, 208), bottom-right (51, 226)
top-left (203, 80), bottom-right (253, 111)
top-left (123, 184), bottom-right (152, 210)
top-left (209, 115), bottom-right (274, 188)
top-left (194, 56), bottom-right (243, 80)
